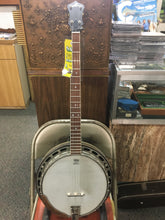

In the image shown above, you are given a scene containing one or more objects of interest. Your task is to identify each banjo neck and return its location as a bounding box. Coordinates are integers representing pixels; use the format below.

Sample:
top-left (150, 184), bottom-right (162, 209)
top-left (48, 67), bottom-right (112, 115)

top-left (67, 1), bottom-right (84, 155)
top-left (70, 31), bottom-right (81, 155)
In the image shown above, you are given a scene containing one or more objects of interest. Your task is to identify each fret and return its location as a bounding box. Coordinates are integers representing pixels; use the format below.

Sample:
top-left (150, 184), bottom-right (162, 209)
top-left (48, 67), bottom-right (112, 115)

top-left (70, 103), bottom-right (80, 106)
top-left (70, 128), bottom-right (81, 131)
top-left (70, 105), bottom-right (81, 108)
top-left (70, 139), bottom-right (81, 141)
top-left (71, 90), bottom-right (80, 93)
top-left (71, 112), bottom-right (81, 115)
top-left (71, 97), bottom-right (81, 99)
top-left (70, 146), bottom-right (81, 148)
top-left (71, 114), bottom-right (81, 117)
top-left (70, 134), bottom-right (81, 137)
top-left (70, 95), bottom-right (81, 97)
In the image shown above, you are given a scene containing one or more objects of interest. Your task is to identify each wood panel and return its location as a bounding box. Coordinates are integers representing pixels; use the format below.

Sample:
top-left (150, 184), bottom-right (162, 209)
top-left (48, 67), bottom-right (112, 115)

top-left (0, 45), bottom-right (16, 59)
top-left (81, 76), bottom-right (109, 124)
top-left (110, 124), bottom-right (165, 183)
top-left (21, 0), bottom-right (112, 70)
top-left (21, 0), bottom-right (112, 125)
top-left (30, 75), bottom-right (109, 126)
top-left (0, 0), bottom-right (20, 5)
top-left (0, 60), bottom-right (25, 107)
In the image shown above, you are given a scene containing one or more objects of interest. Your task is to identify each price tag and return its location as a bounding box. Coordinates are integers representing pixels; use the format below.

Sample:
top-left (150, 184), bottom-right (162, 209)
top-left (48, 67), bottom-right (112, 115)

top-left (62, 39), bottom-right (72, 78)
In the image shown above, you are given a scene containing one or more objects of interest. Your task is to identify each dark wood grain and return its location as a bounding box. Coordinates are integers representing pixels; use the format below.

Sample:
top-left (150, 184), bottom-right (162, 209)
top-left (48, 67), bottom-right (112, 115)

top-left (21, 0), bottom-right (112, 70)
top-left (30, 75), bottom-right (109, 126)
top-left (110, 124), bottom-right (165, 182)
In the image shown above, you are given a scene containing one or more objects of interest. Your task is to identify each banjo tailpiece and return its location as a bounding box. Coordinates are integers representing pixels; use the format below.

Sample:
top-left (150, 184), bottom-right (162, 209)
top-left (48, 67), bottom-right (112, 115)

top-left (71, 206), bottom-right (80, 220)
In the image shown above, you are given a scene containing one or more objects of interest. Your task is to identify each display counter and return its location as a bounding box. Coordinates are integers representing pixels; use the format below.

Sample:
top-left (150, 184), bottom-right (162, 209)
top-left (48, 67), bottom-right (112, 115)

top-left (109, 64), bottom-right (165, 125)
top-left (109, 64), bottom-right (165, 207)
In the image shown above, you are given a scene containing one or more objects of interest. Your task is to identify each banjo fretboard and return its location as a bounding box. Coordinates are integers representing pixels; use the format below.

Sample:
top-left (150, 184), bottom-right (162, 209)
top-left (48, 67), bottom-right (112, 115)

top-left (70, 32), bottom-right (81, 155)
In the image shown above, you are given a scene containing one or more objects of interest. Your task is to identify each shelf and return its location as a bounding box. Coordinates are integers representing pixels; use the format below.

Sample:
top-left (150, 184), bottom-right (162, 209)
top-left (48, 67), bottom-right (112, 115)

top-left (111, 119), bottom-right (165, 125)
top-left (109, 64), bottom-right (165, 124)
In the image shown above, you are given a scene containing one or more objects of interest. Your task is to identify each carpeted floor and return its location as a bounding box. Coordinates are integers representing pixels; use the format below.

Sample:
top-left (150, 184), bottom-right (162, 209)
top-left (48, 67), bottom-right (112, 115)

top-left (0, 102), bottom-right (164, 220)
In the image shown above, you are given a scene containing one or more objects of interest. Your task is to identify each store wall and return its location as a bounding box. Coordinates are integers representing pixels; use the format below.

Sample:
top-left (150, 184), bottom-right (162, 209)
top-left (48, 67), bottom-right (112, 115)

top-left (0, 6), bottom-right (16, 29)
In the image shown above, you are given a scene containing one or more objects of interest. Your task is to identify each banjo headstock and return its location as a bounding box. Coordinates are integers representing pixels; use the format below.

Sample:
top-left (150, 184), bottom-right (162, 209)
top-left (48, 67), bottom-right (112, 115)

top-left (67, 1), bottom-right (84, 31)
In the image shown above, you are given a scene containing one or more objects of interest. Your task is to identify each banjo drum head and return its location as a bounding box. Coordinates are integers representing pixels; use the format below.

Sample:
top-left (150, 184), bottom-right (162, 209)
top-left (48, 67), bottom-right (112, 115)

top-left (37, 143), bottom-right (112, 217)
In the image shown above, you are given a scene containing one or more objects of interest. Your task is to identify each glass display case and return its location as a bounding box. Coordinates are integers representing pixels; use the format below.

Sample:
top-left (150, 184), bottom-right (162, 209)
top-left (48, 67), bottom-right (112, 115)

top-left (109, 64), bottom-right (165, 124)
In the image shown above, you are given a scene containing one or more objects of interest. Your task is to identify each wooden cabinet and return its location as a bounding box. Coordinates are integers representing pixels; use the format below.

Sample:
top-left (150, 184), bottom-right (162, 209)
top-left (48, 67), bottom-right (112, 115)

top-left (29, 72), bottom-right (109, 127)
top-left (0, 40), bottom-right (30, 108)
top-left (21, 0), bottom-right (113, 126)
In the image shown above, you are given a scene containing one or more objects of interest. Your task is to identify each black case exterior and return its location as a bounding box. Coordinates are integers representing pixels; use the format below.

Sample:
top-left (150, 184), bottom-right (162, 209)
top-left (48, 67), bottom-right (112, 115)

top-left (118, 180), bottom-right (165, 209)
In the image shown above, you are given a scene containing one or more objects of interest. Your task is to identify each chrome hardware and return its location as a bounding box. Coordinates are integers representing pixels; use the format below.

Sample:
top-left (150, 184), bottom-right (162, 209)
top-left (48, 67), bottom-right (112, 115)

top-left (67, 192), bottom-right (85, 197)
top-left (71, 206), bottom-right (80, 220)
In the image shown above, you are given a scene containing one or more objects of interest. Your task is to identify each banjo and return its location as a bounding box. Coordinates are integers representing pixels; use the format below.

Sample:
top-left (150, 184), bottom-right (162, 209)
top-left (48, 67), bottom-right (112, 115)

top-left (36, 1), bottom-right (112, 219)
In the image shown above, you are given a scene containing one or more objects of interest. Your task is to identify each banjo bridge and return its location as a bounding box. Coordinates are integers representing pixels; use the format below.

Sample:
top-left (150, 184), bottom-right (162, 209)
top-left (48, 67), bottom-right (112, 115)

top-left (67, 192), bottom-right (85, 197)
